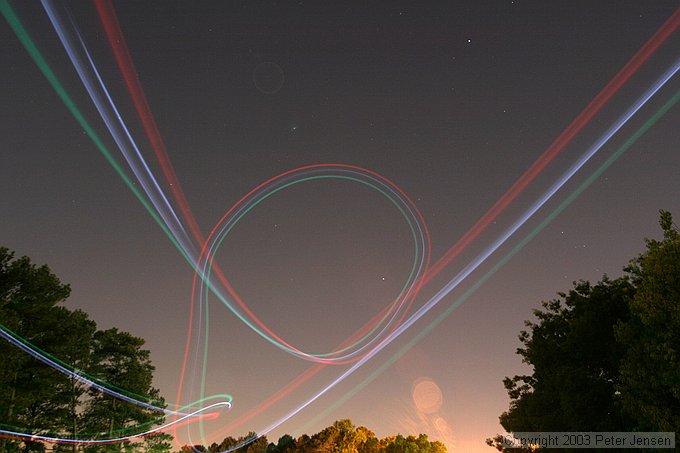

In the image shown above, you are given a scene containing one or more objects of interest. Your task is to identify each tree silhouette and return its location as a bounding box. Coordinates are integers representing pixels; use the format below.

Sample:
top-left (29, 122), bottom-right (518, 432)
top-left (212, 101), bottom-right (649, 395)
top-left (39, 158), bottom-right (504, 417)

top-left (616, 210), bottom-right (680, 432)
top-left (488, 210), bottom-right (680, 451)
top-left (0, 247), bottom-right (172, 452)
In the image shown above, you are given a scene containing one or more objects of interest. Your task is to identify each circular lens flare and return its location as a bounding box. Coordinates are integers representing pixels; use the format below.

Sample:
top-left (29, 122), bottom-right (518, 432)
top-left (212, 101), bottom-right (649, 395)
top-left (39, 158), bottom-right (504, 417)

top-left (412, 377), bottom-right (443, 414)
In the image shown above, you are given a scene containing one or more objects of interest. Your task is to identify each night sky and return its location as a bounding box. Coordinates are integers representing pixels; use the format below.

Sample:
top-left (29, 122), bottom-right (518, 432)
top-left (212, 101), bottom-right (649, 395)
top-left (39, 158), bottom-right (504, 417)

top-left (2, 2), bottom-right (680, 452)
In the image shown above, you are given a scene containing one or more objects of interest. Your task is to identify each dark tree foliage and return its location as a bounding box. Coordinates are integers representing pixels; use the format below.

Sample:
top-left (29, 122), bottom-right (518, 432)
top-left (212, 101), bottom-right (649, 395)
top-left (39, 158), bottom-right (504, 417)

top-left (266, 434), bottom-right (296, 453)
top-left (616, 211), bottom-right (680, 433)
top-left (0, 247), bottom-right (73, 453)
top-left (0, 248), bottom-right (171, 452)
top-left (488, 211), bottom-right (680, 452)
top-left (81, 328), bottom-right (170, 453)
top-left (498, 277), bottom-right (635, 439)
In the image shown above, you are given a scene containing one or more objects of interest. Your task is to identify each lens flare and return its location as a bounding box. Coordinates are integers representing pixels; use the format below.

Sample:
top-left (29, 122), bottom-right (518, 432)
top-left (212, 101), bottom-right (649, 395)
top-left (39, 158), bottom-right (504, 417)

top-left (412, 378), bottom-right (443, 414)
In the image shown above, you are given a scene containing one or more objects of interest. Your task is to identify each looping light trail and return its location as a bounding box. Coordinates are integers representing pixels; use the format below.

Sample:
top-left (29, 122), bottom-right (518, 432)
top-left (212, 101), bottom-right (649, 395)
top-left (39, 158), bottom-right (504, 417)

top-left (195, 164), bottom-right (431, 363)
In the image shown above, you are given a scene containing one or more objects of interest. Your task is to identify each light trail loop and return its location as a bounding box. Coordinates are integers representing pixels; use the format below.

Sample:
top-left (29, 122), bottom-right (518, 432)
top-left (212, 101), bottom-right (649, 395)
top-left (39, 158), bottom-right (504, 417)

top-left (194, 164), bottom-right (431, 363)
